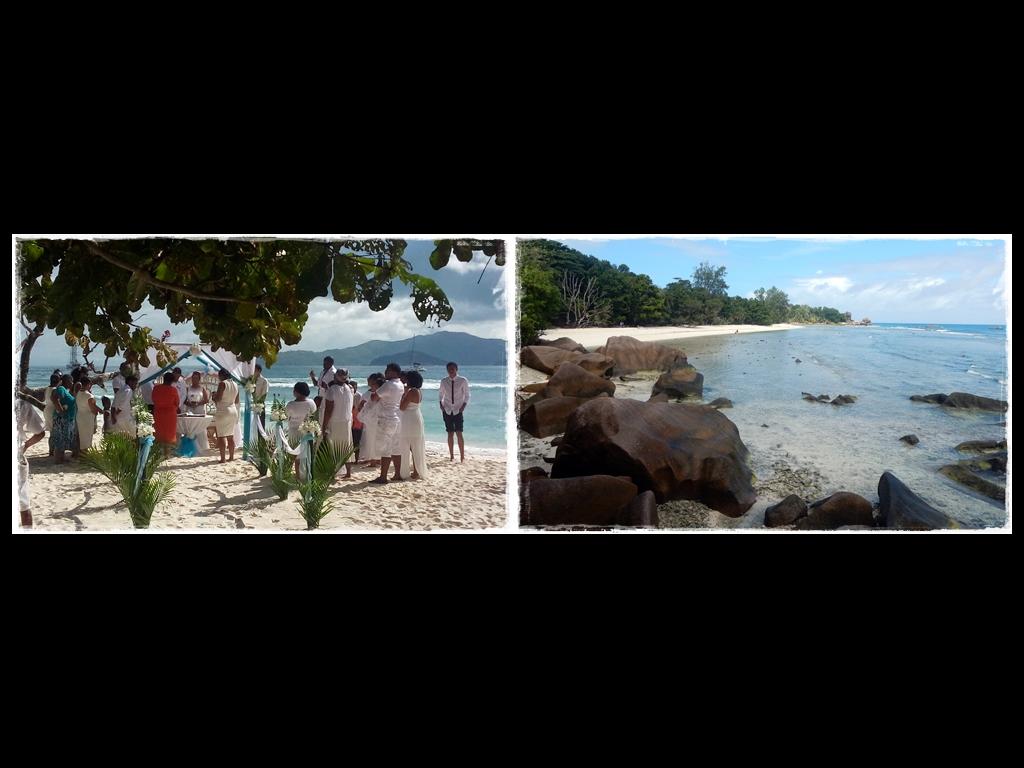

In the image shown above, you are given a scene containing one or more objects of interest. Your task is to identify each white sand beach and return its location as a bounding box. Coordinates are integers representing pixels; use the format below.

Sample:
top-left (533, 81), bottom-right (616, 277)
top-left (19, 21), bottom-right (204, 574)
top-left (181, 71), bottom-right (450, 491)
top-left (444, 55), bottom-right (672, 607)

top-left (540, 324), bottom-right (802, 349)
top-left (19, 440), bottom-right (507, 532)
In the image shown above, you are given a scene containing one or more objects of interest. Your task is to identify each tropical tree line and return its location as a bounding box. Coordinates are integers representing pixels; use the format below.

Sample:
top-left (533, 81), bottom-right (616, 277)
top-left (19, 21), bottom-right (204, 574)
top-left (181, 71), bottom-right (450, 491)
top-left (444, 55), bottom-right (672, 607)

top-left (519, 239), bottom-right (854, 343)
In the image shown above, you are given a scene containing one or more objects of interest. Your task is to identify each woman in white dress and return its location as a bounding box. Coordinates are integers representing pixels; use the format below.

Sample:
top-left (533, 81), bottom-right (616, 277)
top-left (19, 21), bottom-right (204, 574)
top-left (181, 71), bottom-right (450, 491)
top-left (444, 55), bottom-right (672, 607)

top-left (358, 373), bottom-right (384, 467)
top-left (212, 368), bottom-right (240, 463)
top-left (43, 373), bottom-right (60, 456)
top-left (321, 370), bottom-right (355, 481)
top-left (398, 371), bottom-right (429, 480)
top-left (74, 377), bottom-right (106, 452)
top-left (286, 382), bottom-right (317, 476)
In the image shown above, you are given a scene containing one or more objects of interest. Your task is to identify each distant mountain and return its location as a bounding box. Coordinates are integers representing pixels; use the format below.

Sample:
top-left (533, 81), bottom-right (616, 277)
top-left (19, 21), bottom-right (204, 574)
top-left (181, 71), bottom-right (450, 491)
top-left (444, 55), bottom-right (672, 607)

top-left (369, 351), bottom-right (448, 367)
top-left (269, 332), bottom-right (506, 368)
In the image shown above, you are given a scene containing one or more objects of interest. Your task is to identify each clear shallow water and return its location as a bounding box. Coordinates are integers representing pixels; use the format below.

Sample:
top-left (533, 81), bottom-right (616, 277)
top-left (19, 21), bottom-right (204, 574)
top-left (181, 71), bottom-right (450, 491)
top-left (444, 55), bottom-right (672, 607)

top-left (663, 324), bottom-right (1008, 528)
top-left (27, 363), bottom-right (509, 450)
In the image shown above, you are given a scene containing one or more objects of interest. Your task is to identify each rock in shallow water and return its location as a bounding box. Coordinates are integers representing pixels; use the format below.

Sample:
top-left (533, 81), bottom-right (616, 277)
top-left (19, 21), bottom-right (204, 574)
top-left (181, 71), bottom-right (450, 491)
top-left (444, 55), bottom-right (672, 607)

top-left (938, 464), bottom-right (1005, 502)
top-left (900, 434), bottom-right (920, 446)
top-left (955, 439), bottom-right (1007, 453)
top-left (877, 471), bottom-right (958, 529)
top-left (795, 492), bottom-right (874, 530)
top-left (651, 365), bottom-right (704, 400)
top-left (911, 392), bottom-right (1008, 412)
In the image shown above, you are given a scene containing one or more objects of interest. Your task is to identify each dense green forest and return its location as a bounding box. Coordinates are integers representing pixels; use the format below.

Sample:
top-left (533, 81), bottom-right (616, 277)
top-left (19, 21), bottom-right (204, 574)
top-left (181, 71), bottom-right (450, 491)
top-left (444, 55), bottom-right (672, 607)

top-left (519, 240), bottom-right (854, 343)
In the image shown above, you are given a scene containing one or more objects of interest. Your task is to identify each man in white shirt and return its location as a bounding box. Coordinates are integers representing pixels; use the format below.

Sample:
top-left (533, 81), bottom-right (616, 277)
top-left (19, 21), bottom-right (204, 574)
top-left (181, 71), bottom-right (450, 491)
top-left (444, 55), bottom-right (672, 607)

top-left (439, 361), bottom-right (470, 462)
top-left (17, 398), bottom-right (46, 528)
top-left (110, 376), bottom-right (138, 436)
top-left (371, 363), bottom-right (405, 484)
top-left (309, 356), bottom-right (337, 419)
top-left (172, 368), bottom-right (188, 414)
top-left (141, 378), bottom-right (156, 414)
top-left (111, 362), bottom-right (130, 394)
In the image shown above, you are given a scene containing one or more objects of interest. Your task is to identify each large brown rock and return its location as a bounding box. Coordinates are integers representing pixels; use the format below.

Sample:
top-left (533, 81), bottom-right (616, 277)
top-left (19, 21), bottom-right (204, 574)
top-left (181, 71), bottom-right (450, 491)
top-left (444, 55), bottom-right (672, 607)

top-left (519, 396), bottom-right (595, 439)
top-left (521, 475), bottom-right (640, 526)
top-left (796, 492), bottom-right (874, 530)
top-left (938, 464), bottom-right (1005, 502)
top-left (764, 495), bottom-right (808, 528)
top-left (551, 399), bottom-right (756, 516)
top-left (594, 336), bottom-right (688, 375)
top-left (955, 439), bottom-right (1007, 453)
top-left (545, 362), bottom-right (616, 399)
top-left (651, 365), bottom-right (704, 399)
top-left (518, 382), bottom-right (548, 394)
top-left (538, 337), bottom-right (588, 353)
top-left (520, 346), bottom-right (583, 375)
top-left (877, 471), bottom-right (959, 530)
top-left (626, 491), bottom-right (659, 528)
top-left (911, 392), bottom-right (1008, 412)
top-left (570, 353), bottom-right (615, 376)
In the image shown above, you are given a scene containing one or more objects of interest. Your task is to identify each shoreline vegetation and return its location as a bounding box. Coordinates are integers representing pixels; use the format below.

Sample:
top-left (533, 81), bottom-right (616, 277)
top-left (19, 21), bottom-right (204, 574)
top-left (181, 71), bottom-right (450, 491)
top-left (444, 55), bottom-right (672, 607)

top-left (519, 239), bottom-right (863, 345)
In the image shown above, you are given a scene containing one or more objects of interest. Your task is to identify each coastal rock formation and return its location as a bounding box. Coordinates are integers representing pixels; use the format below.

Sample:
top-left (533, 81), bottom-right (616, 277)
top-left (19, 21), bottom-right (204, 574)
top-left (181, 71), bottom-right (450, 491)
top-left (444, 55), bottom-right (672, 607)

top-left (572, 353), bottom-right (616, 376)
top-left (520, 346), bottom-right (581, 375)
top-left (594, 336), bottom-right (688, 375)
top-left (519, 396), bottom-right (598, 439)
top-left (795, 492), bottom-right (874, 530)
top-left (538, 337), bottom-right (588, 353)
top-left (910, 392), bottom-right (1008, 412)
top-left (938, 464), bottom-right (1005, 502)
top-left (551, 399), bottom-right (756, 516)
top-left (709, 398), bottom-right (733, 409)
top-left (830, 395), bottom-right (857, 406)
top-left (520, 467), bottom-right (549, 486)
top-left (651, 365), bottom-right (704, 400)
top-left (545, 362), bottom-right (616, 399)
top-left (519, 346), bottom-right (614, 377)
top-left (900, 434), bottom-right (920, 446)
top-left (955, 439), bottom-right (1007, 453)
top-left (521, 475), bottom-right (646, 527)
top-left (648, 393), bottom-right (670, 403)
top-left (877, 471), bottom-right (959, 530)
top-left (764, 495), bottom-right (808, 528)
top-left (518, 382), bottom-right (548, 394)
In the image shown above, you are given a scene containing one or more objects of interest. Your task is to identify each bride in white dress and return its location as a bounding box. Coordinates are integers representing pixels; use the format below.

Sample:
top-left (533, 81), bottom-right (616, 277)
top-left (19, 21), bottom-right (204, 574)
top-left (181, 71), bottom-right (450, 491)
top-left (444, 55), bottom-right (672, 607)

top-left (398, 371), bottom-right (428, 480)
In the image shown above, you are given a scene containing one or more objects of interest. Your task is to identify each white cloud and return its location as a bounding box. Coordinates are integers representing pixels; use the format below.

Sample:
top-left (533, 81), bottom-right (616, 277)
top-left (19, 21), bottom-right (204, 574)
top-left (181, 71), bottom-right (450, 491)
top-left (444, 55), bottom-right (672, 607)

top-left (815, 270), bottom-right (823, 275)
top-left (794, 276), bottom-right (853, 293)
top-left (444, 258), bottom-right (488, 275)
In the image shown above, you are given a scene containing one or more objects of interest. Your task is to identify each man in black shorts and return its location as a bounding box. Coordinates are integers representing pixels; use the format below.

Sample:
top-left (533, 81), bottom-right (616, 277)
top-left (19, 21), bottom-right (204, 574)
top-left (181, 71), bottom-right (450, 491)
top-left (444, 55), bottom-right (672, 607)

top-left (439, 361), bottom-right (470, 462)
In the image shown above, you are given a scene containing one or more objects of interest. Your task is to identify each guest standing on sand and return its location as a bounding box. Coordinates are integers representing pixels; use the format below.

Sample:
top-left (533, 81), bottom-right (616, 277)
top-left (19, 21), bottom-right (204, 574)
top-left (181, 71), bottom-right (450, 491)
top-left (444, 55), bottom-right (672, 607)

top-left (50, 374), bottom-right (79, 464)
top-left (286, 382), bottom-right (317, 475)
top-left (252, 363), bottom-right (270, 428)
top-left (212, 368), bottom-right (240, 463)
top-left (153, 372), bottom-right (181, 457)
top-left (43, 373), bottom-right (59, 456)
top-left (358, 373), bottom-right (383, 468)
top-left (172, 368), bottom-right (188, 414)
top-left (399, 370), bottom-right (428, 480)
top-left (75, 377), bottom-right (106, 451)
top-left (439, 361), bottom-right (470, 462)
top-left (110, 375), bottom-right (138, 436)
top-left (17, 398), bottom-right (46, 528)
top-left (321, 369), bottom-right (355, 481)
top-left (372, 363), bottom-right (405, 484)
top-left (348, 380), bottom-right (362, 465)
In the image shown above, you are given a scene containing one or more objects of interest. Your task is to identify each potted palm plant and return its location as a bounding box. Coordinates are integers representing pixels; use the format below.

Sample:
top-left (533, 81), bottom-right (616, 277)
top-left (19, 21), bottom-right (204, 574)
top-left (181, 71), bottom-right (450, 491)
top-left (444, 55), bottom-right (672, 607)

top-left (81, 433), bottom-right (176, 529)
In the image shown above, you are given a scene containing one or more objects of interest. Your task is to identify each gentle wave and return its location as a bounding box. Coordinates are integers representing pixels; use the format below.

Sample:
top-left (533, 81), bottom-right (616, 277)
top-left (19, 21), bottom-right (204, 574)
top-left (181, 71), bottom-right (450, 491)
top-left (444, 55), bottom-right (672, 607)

top-left (966, 367), bottom-right (1005, 384)
top-left (935, 329), bottom-right (981, 338)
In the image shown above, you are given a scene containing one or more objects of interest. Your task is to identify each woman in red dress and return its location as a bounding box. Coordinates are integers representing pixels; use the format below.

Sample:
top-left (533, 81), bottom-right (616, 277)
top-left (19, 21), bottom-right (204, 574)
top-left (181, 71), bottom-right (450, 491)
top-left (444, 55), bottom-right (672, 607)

top-left (152, 372), bottom-right (181, 457)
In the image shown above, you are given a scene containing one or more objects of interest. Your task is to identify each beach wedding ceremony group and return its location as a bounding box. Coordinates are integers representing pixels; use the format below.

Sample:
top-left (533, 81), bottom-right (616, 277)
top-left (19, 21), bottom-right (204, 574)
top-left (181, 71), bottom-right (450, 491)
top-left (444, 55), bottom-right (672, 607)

top-left (15, 237), bottom-right (508, 531)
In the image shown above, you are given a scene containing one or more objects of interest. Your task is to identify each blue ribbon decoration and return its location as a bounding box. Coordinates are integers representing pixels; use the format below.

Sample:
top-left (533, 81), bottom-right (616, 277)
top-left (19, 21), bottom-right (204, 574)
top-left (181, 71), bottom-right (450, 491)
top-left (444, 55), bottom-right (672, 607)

top-left (138, 350), bottom-right (192, 387)
top-left (134, 435), bottom-right (155, 497)
top-left (178, 436), bottom-right (199, 458)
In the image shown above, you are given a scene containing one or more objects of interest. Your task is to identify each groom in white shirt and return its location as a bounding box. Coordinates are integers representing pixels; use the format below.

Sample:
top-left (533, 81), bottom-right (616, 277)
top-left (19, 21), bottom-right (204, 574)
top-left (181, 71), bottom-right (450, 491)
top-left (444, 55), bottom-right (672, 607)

top-left (439, 361), bottom-right (470, 462)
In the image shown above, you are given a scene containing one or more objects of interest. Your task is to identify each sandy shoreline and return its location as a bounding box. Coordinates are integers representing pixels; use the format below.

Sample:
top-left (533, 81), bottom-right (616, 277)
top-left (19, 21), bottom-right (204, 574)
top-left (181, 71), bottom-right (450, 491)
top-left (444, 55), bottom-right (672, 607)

top-left (19, 439), bottom-right (507, 532)
top-left (540, 324), bottom-right (803, 349)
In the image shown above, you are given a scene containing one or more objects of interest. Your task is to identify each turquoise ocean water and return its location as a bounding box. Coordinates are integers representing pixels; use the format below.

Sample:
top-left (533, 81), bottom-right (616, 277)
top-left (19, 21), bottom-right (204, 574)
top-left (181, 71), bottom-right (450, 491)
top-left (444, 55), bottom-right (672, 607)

top-left (662, 323), bottom-right (1008, 527)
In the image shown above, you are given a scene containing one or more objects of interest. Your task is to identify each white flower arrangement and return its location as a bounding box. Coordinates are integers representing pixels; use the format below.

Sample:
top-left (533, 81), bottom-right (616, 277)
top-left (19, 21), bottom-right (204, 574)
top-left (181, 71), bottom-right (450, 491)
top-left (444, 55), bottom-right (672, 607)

top-left (137, 422), bottom-right (155, 438)
top-left (131, 393), bottom-right (154, 426)
top-left (299, 415), bottom-right (321, 438)
top-left (205, 401), bottom-right (217, 416)
top-left (269, 395), bottom-right (288, 423)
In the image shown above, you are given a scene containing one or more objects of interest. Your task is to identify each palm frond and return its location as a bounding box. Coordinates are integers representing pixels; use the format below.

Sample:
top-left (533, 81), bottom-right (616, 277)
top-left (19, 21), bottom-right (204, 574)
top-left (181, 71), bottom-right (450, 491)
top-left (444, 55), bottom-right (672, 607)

top-left (296, 440), bottom-right (354, 529)
top-left (81, 433), bottom-right (174, 528)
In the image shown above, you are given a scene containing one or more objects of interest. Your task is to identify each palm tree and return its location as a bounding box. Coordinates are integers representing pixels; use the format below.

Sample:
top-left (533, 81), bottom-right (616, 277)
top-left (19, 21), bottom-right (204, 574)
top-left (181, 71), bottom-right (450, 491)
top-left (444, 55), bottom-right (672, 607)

top-left (80, 434), bottom-right (175, 528)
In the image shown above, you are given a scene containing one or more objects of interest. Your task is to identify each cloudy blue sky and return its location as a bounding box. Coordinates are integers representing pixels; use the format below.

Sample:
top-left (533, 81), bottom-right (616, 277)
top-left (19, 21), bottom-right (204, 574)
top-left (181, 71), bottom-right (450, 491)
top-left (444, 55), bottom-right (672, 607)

top-left (559, 237), bottom-right (1008, 324)
top-left (23, 240), bottom-right (507, 367)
